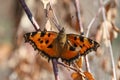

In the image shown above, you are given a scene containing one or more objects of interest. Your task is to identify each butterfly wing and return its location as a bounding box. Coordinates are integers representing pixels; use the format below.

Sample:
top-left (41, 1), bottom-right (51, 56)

top-left (67, 34), bottom-right (100, 55)
top-left (24, 31), bottom-right (59, 59)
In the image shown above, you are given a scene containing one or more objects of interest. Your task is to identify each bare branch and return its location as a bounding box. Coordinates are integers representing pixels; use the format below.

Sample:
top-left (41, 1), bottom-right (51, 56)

top-left (19, 0), bottom-right (40, 31)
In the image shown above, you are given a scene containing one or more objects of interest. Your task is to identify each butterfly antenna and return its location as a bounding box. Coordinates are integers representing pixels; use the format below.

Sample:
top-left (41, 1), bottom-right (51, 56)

top-left (49, 1), bottom-right (63, 32)
top-left (19, 0), bottom-right (41, 31)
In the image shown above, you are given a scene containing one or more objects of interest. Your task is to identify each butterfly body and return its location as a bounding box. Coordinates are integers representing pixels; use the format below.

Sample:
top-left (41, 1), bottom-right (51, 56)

top-left (24, 29), bottom-right (100, 63)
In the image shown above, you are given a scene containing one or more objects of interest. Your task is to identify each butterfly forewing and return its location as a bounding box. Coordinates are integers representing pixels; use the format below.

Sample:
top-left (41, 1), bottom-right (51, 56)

top-left (24, 31), bottom-right (60, 59)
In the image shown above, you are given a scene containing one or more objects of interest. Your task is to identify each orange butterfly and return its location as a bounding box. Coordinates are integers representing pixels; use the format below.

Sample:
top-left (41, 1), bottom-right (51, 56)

top-left (24, 28), bottom-right (100, 63)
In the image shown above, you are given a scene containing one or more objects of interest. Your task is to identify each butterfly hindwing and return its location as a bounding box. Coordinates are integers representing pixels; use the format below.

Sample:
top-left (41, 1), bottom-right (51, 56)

top-left (24, 31), bottom-right (60, 59)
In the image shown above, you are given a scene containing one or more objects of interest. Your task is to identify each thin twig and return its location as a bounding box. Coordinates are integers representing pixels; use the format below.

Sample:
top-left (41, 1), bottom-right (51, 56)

top-left (75, 0), bottom-right (84, 34)
top-left (52, 59), bottom-right (60, 80)
top-left (85, 7), bottom-right (102, 37)
top-left (49, 0), bottom-right (62, 31)
top-left (100, 0), bottom-right (117, 80)
top-left (58, 62), bottom-right (86, 78)
top-left (19, 0), bottom-right (40, 31)
top-left (84, 8), bottom-right (102, 72)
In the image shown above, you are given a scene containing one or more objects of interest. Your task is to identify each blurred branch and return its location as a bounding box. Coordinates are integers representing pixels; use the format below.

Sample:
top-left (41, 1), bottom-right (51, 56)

top-left (52, 59), bottom-right (60, 80)
top-left (75, 0), bottom-right (84, 34)
top-left (86, 8), bottom-right (102, 37)
top-left (100, 0), bottom-right (117, 80)
top-left (58, 62), bottom-right (86, 78)
top-left (19, 0), bottom-right (40, 31)
top-left (49, 0), bottom-right (62, 31)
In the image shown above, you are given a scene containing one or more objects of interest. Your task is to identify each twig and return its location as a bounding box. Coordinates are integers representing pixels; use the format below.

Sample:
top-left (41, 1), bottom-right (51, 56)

top-left (75, 0), bottom-right (84, 34)
top-left (52, 59), bottom-right (60, 80)
top-left (49, 0), bottom-right (62, 31)
top-left (84, 8), bottom-right (102, 72)
top-left (19, 0), bottom-right (40, 31)
top-left (58, 62), bottom-right (86, 78)
top-left (100, 0), bottom-right (117, 80)
top-left (85, 7), bottom-right (102, 37)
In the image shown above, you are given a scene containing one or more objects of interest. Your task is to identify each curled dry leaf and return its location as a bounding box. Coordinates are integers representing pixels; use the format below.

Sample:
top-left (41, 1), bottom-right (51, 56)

top-left (101, 57), bottom-right (111, 73)
top-left (83, 72), bottom-right (95, 80)
top-left (71, 72), bottom-right (85, 80)
top-left (71, 71), bottom-right (94, 80)
top-left (75, 57), bottom-right (83, 68)
top-left (105, 0), bottom-right (117, 23)
top-left (96, 20), bottom-right (119, 47)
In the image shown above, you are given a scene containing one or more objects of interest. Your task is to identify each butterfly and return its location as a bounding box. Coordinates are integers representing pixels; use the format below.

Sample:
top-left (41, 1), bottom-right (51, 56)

top-left (24, 28), bottom-right (100, 63)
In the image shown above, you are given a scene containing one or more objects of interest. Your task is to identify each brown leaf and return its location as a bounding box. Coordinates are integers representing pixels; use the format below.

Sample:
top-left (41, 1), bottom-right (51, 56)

top-left (83, 72), bottom-right (95, 80)
top-left (71, 72), bottom-right (85, 80)
top-left (75, 57), bottom-right (83, 68)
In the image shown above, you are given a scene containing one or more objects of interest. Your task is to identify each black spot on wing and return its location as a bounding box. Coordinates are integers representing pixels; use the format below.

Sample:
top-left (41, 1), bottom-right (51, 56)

top-left (40, 31), bottom-right (46, 37)
top-left (45, 40), bottom-right (49, 44)
top-left (79, 36), bottom-right (84, 42)
top-left (83, 44), bottom-right (85, 47)
top-left (31, 32), bottom-right (37, 37)
top-left (79, 45), bottom-right (82, 48)
top-left (74, 43), bottom-right (77, 47)
top-left (93, 41), bottom-right (100, 51)
top-left (88, 39), bottom-right (93, 44)
top-left (74, 36), bottom-right (77, 40)
top-left (48, 33), bottom-right (51, 37)
top-left (69, 46), bottom-right (75, 51)
top-left (47, 44), bottom-right (53, 48)
top-left (38, 38), bottom-right (41, 41)
top-left (40, 40), bottom-right (43, 43)
top-left (24, 33), bottom-right (31, 42)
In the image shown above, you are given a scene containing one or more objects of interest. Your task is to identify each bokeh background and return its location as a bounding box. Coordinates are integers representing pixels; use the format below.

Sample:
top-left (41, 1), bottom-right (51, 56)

top-left (0, 0), bottom-right (120, 80)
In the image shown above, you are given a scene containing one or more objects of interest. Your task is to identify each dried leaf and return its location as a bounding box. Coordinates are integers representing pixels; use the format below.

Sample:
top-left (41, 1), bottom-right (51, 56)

top-left (83, 72), bottom-right (95, 80)
top-left (75, 57), bottom-right (83, 68)
top-left (71, 72), bottom-right (85, 80)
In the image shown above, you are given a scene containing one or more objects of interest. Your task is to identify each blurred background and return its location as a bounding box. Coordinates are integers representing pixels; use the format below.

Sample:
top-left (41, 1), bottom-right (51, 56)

top-left (0, 0), bottom-right (120, 80)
